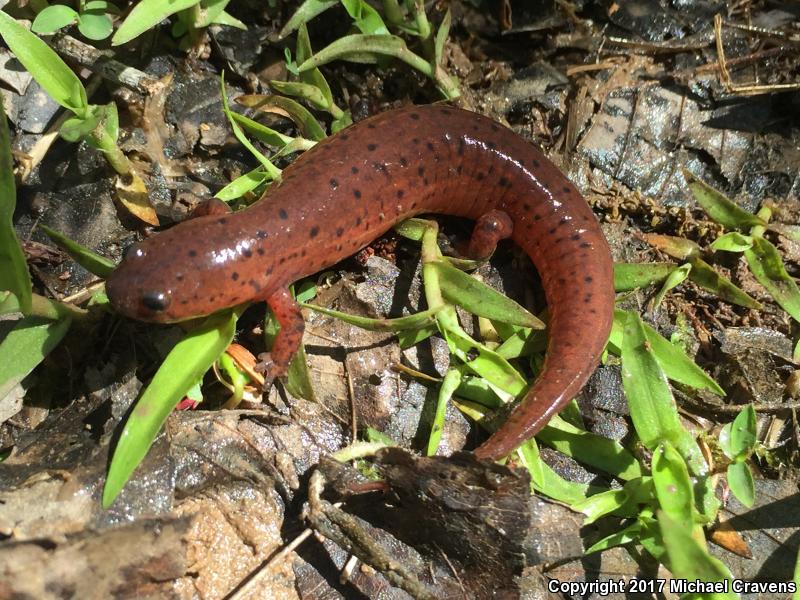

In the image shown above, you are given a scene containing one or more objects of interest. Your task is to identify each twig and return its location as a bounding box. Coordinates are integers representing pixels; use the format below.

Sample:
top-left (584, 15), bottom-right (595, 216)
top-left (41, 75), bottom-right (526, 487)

top-left (49, 34), bottom-right (164, 96)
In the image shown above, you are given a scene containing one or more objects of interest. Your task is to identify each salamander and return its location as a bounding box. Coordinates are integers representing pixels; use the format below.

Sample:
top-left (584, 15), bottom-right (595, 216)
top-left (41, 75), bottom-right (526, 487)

top-left (105, 105), bottom-right (615, 460)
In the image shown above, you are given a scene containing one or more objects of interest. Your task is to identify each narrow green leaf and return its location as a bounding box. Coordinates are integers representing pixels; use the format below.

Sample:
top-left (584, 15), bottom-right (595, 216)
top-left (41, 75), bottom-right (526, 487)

top-left (207, 9), bottom-right (245, 28)
top-left (269, 80), bottom-right (329, 111)
top-left (0, 11), bottom-right (87, 114)
top-left (727, 461), bottom-right (755, 508)
top-left (0, 101), bottom-right (32, 313)
top-left (432, 260), bottom-right (544, 329)
top-left (341, 0), bottom-right (389, 34)
top-left (214, 167), bottom-right (269, 201)
top-left (229, 112), bottom-right (293, 148)
top-left (613, 262), bottom-right (677, 292)
top-left (103, 309), bottom-right (238, 507)
top-left (652, 442), bottom-right (695, 527)
top-left (711, 231), bottom-right (753, 253)
top-left (537, 415), bottom-right (642, 481)
top-left (297, 34), bottom-right (432, 79)
top-left (658, 511), bottom-right (736, 598)
top-left (434, 8), bottom-right (451, 66)
top-left (40, 225), bottom-right (115, 278)
top-left (0, 316), bottom-right (72, 400)
top-left (301, 301), bottom-right (441, 332)
top-left (239, 94), bottom-right (326, 141)
top-left (651, 263), bottom-right (691, 309)
top-left (729, 403), bottom-right (757, 459)
top-left (610, 309), bottom-right (725, 396)
top-left (620, 311), bottom-right (706, 474)
top-left (573, 477), bottom-right (654, 525)
top-left (684, 169), bottom-right (765, 229)
top-left (278, 0), bottom-right (338, 38)
top-left (427, 368), bottom-right (460, 455)
top-left (687, 257), bottom-right (762, 310)
top-left (112, 0), bottom-right (200, 45)
top-left (296, 22), bottom-right (333, 108)
top-left (585, 520), bottom-right (643, 554)
top-left (32, 5), bottom-right (78, 33)
top-left (745, 236), bottom-right (800, 323)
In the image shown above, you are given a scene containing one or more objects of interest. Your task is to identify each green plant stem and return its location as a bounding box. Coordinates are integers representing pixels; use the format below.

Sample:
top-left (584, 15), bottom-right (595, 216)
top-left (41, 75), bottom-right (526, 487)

top-left (751, 206), bottom-right (771, 237)
top-left (412, 0), bottom-right (430, 39)
top-left (29, 293), bottom-right (88, 321)
top-left (381, 0), bottom-right (404, 27)
top-left (93, 127), bottom-right (132, 176)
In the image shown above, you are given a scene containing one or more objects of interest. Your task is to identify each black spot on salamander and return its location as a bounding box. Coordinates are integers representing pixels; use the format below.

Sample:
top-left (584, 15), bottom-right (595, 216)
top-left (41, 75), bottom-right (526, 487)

top-left (426, 142), bottom-right (435, 151)
top-left (340, 133), bottom-right (349, 141)
top-left (256, 230), bottom-right (268, 239)
top-left (584, 294), bottom-right (593, 303)
top-left (441, 108), bottom-right (452, 115)
top-left (231, 272), bottom-right (239, 281)
top-left (180, 299), bottom-right (188, 305)
top-left (571, 233), bottom-right (581, 241)
top-left (410, 113), bottom-right (420, 120)
top-left (176, 274), bottom-right (184, 281)
top-left (491, 124), bottom-right (499, 132)
top-left (417, 166), bottom-right (425, 177)
top-left (456, 165), bottom-right (463, 175)
top-left (219, 217), bottom-right (228, 224)
top-left (534, 214), bottom-right (542, 220)
top-left (499, 177), bottom-right (510, 188)
top-left (488, 165), bottom-right (495, 174)
top-left (399, 156), bottom-right (408, 167)
top-left (396, 190), bottom-right (404, 198)
top-left (374, 162), bottom-right (388, 176)
top-left (354, 189), bottom-right (362, 199)
top-left (356, 216), bottom-right (362, 226)
top-left (257, 247), bottom-right (265, 255)
top-left (563, 186), bottom-right (571, 193)
top-left (301, 249), bottom-right (307, 257)
top-left (336, 243), bottom-right (343, 251)
top-left (188, 249), bottom-right (197, 257)
top-left (476, 173), bottom-right (485, 181)
top-left (523, 203), bottom-right (532, 211)
top-left (367, 143), bottom-right (377, 151)
top-left (330, 178), bottom-right (339, 189)
top-left (548, 227), bottom-right (557, 235)
top-left (412, 138), bottom-right (420, 145)
top-left (457, 139), bottom-right (465, 156)
top-left (336, 227), bottom-right (344, 237)
top-left (367, 123), bottom-right (376, 129)
top-left (410, 201), bottom-right (417, 209)
top-left (266, 266), bottom-right (274, 275)
top-left (487, 141), bottom-right (497, 150)
top-left (242, 248), bottom-right (253, 258)
top-left (279, 208), bottom-right (288, 220)
top-left (580, 242), bottom-right (592, 248)
top-left (472, 124), bottom-right (479, 131)
top-left (558, 277), bottom-right (567, 284)
top-left (559, 217), bottom-right (569, 225)
top-left (423, 178), bottom-right (430, 185)
top-left (532, 159), bottom-right (541, 168)
top-left (351, 166), bottom-right (359, 174)
top-left (585, 276), bottom-right (594, 283)
top-left (310, 226), bottom-right (319, 238)
top-left (279, 257), bottom-right (286, 264)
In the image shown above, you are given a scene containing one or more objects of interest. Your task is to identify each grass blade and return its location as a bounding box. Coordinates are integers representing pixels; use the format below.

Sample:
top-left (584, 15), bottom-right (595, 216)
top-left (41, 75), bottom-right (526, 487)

top-left (744, 236), bottom-right (800, 322)
top-left (112, 0), bottom-right (199, 45)
top-left (102, 309), bottom-right (238, 507)
top-left (613, 262), bottom-right (676, 292)
top-left (683, 169), bottom-right (765, 229)
top-left (40, 225), bottom-right (115, 278)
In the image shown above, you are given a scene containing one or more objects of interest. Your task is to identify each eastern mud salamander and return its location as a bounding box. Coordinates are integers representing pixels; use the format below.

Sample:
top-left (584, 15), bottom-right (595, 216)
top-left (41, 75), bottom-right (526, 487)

top-left (106, 105), bottom-right (615, 460)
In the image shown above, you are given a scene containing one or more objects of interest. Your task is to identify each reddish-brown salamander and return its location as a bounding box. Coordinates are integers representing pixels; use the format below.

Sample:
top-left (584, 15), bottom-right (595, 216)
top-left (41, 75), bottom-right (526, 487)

top-left (106, 105), bottom-right (614, 460)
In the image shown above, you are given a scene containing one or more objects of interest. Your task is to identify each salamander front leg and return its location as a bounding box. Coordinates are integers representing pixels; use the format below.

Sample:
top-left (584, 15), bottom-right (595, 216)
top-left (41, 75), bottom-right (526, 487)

top-left (467, 209), bottom-right (514, 260)
top-left (255, 288), bottom-right (305, 392)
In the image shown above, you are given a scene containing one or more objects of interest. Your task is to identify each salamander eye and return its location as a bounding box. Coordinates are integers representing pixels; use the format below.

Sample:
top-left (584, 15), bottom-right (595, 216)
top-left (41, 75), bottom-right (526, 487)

top-left (142, 291), bottom-right (170, 312)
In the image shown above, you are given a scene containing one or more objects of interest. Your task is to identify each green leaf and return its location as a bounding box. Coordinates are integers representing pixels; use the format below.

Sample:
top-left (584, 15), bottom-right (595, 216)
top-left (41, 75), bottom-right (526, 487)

top-left (609, 309), bottom-right (725, 396)
top-left (573, 477), bottom-right (654, 525)
top-left (229, 112), bottom-right (294, 148)
top-left (341, 0), bottom-right (389, 34)
top-left (727, 461), bottom-right (755, 508)
top-left (240, 94), bottom-right (327, 141)
top-left (687, 257), bottom-right (762, 310)
top-left (537, 416), bottom-right (642, 480)
top-left (60, 112), bottom-right (100, 142)
top-left (427, 368), bottom-right (460, 455)
top-left (269, 80), bottom-right (330, 111)
top-left (302, 301), bottom-right (441, 332)
top-left (103, 309), bottom-right (239, 507)
top-left (431, 260), bottom-right (544, 329)
top-left (296, 23), bottom-right (333, 108)
top-left (112, 0), bottom-right (200, 45)
top-left (613, 262), bottom-right (677, 292)
top-left (77, 11), bottom-right (113, 40)
top-left (0, 101), bottom-right (32, 313)
top-left (657, 511), bottom-right (736, 598)
top-left (585, 519), bottom-right (644, 554)
top-left (0, 316), bottom-right (72, 401)
top-left (620, 311), bottom-right (706, 474)
top-left (745, 236), bottom-right (800, 323)
top-left (278, 0), bottom-right (338, 38)
top-left (207, 9), bottom-right (246, 28)
top-left (434, 8), bottom-right (451, 66)
top-left (215, 166), bottom-right (269, 201)
top-left (729, 404), bottom-right (757, 459)
top-left (0, 11), bottom-right (88, 114)
top-left (32, 5), bottom-right (79, 33)
top-left (297, 33), bottom-right (432, 78)
top-left (652, 442), bottom-right (695, 527)
top-left (684, 169), bottom-right (765, 230)
top-left (40, 225), bottom-right (115, 278)
top-left (651, 263), bottom-right (691, 309)
top-left (711, 231), bottom-right (753, 253)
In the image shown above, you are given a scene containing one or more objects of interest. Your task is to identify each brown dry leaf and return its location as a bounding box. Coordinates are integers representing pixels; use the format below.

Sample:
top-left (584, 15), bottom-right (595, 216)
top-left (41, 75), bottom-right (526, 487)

top-left (226, 343), bottom-right (265, 386)
top-left (710, 518), bottom-right (753, 559)
top-left (115, 171), bottom-right (159, 226)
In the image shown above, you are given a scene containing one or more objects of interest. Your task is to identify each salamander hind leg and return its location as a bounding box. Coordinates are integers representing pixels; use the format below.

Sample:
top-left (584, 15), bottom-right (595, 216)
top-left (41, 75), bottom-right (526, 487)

top-left (467, 210), bottom-right (514, 260)
top-left (255, 288), bottom-right (305, 391)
